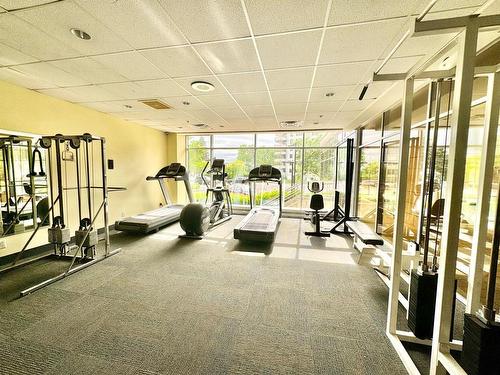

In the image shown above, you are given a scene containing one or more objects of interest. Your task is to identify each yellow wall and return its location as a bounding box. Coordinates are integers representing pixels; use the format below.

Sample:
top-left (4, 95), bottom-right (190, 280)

top-left (0, 80), bottom-right (170, 257)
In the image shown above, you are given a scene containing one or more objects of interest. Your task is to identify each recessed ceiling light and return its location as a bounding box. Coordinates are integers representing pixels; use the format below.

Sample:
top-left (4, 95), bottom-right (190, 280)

top-left (70, 28), bottom-right (91, 40)
top-left (191, 81), bottom-right (215, 92)
top-left (182, 101), bottom-right (190, 105)
top-left (325, 92), bottom-right (335, 97)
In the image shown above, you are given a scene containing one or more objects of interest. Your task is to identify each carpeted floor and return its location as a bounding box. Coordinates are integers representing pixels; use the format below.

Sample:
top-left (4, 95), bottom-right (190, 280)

top-left (0, 216), bottom-right (411, 374)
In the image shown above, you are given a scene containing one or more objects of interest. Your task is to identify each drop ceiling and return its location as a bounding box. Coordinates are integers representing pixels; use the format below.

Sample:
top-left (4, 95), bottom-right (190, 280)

top-left (0, 0), bottom-right (498, 133)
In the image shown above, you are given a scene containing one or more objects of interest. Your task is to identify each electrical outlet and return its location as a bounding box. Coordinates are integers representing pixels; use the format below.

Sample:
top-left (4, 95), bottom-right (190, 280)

top-left (0, 239), bottom-right (6, 249)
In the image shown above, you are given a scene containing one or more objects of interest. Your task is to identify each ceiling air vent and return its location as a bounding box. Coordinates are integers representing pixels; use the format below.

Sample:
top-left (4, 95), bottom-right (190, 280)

top-left (192, 123), bottom-right (208, 129)
top-left (140, 99), bottom-right (172, 110)
top-left (279, 120), bottom-right (303, 128)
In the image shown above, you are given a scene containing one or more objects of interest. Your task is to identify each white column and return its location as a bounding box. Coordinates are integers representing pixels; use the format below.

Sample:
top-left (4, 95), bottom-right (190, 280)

top-left (387, 77), bottom-right (414, 334)
top-left (466, 70), bottom-right (500, 314)
top-left (430, 16), bottom-right (479, 375)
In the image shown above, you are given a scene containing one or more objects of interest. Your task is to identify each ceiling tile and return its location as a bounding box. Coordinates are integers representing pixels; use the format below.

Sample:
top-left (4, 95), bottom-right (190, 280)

top-left (213, 107), bottom-right (246, 119)
top-left (197, 94), bottom-right (236, 107)
top-left (265, 67), bottom-right (314, 90)
top-left (75, 0), bottom-right (186, 49)
top-left (341, 99), bottom-right (376, 111)
top-left (38, 85), bottom-right (117, 103)
top-left (242, 105), bottom-right (275, 117)
top-left (15, 1), bottom-right (131, 55)
top-left (430, 0), bottom-right (484, 12)
top-left (246, 0), bottom-right (329, 35)
top-left (81, 100), bottom-right (150, 113)
top-left (99, 79), bottom-right (187, 100)
top-left (306, 101), bottom-right (343, 113)
top-left (331, 110), bottom-right (361, 125)
top-left (271, 88), bottom-right (310, 104)
top-left (0, 1), bottom-right (54, 10)
top-left (314, 62), bottom-right (373, 87)
top-left (0, 42), bottom-right (38, 66)
top-left (65, 85), bottom-right (118, 102)
top-left (50, 57), bottom-right (127, 85)
top-left (160, 96), bottom-right (207, 110)
top-left (424, 6), bottom-right (481, 20)
top-left (37, 87), bottom-right (85, 102)
top-left (309, 85), bottom-right (357, 101)
top-left (379, 56), bottom-right (424, 74)
top-left (233, 92), bottom-right (271, 106)
top-left (217, 71), bottom-right (267, 93)
top-left (0, 67), bottom-right (55, 89)
top-left (141, 46), bottom-right (211, 78)
top-left (394, 34), bottom-right (455, 58)
top-left (174, 75), bottom-right (223, 96)
top-left (157, 0), bottom-right (249, 43)
top-left (93, 52), bottom-right (166, 81)
top-left (355, 82), bottom-right (395, 100)
top-left (320, 19), bottom-right (406, 65)
top-left (11, 62), bottom-right (87, 87)
top-left (256, 30), bottom-right (322, 69)
top-left (0, 13), bottom-right (80, 60)
top-left (195, 39), bottom-right (259, 74)
top-left (275, 102), bottom-right (307, 117)
top-left (328, 0), bottom-right (420, 26)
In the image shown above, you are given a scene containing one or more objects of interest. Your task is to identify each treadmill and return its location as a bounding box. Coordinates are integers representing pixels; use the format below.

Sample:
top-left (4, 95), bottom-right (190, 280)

top-left (115, 163), bottom-right (193, 234)
top-left (233, 165), bottom-right (282, 242)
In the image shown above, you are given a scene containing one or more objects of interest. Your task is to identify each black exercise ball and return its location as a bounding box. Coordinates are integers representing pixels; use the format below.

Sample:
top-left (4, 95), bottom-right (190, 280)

top-left (180, 203), bottom-right (210, 236)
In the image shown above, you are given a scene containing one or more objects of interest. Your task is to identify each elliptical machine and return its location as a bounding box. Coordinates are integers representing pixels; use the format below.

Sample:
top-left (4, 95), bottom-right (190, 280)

top-left (304, 181), bottom-right (330, 237)
top-left (179, 159), bottom-right (232, 239)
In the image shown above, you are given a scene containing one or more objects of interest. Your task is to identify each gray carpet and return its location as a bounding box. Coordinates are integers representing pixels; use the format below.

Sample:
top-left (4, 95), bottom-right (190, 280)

top-left (1, 216), bottom-right (409, 374)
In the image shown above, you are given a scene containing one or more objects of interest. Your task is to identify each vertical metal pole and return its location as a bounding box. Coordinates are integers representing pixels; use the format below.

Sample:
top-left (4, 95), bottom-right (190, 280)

top-left (417, 82), bottom-right (437, 244)
top-left (100, 139), bottom-right (110, 256)
top-left (422, 80), bottom-right (443, 271)
top-left (54, 137), bottom-right (65, 224)
top-left (374, 113), bottom-right (387, 231)
top-left (47, 144), bottom-right (55, 223)
top-left (387, 77), bottom-right (414, 335)
top-left (466, 70), bottom-right (500, 314)
top-left (27, 140), bottom-right (37, 229)
top-left (85, 140), bottom-right (92, 220)
top-left (430, 17), bottom-right (478, 375)
top-left (9, 142), bottom-right (18, 216)
top-left (75, 147), bottom-right (82, 223)
top-left (351, 129), bottom-right (361, 217)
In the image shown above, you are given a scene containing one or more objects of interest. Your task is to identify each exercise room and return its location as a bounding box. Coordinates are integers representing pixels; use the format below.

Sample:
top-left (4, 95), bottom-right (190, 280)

top-left (0, 1), bottom-right (499, 374)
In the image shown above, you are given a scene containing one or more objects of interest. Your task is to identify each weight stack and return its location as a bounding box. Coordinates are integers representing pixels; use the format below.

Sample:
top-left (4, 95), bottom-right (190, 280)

top-left (407, 269), bottom-right (438, 339)
top-left (462, 314), bottom-right (500, 375)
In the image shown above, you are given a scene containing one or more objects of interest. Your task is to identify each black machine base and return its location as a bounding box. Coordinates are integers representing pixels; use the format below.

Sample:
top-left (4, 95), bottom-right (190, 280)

top-left (408, 270), bottom-right (438, 339)
top-left (462, 314), bottom-right (500, 375)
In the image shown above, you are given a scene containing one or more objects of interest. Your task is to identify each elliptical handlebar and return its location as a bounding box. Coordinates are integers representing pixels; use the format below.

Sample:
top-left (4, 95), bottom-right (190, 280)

top-left (308, 181), bottom-right (324, 193)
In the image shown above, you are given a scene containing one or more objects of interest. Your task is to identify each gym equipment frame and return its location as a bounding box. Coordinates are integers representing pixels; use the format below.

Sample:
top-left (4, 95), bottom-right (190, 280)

top-left (378, 12), bottom-right (500, 375)
top-left (0, 135), bottom-right (40, 235)
top-left (1, 134), bottom-right (121, 297)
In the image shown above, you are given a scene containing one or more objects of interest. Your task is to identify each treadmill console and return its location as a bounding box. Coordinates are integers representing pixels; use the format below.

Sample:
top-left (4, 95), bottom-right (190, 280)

top-left (258, 165), bottom-right (273, 178)
top-left (165, 163), bottom-right (181, 176)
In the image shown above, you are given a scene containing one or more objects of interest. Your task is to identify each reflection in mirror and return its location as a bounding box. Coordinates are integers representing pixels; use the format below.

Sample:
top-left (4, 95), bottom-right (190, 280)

top-left (0, 135), bottom-right (49, 237)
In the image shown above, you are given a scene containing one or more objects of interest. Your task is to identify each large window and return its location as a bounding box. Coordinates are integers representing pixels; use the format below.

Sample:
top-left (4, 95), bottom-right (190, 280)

top-left (186, 131), bottom-right (341, 210)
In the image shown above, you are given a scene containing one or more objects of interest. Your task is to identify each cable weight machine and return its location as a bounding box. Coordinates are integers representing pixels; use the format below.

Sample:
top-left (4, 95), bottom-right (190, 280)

top-left (8, 133), bottom-right (121, 297)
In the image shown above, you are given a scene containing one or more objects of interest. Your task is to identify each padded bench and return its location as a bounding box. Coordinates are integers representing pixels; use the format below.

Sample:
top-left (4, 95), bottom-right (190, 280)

top-left (346, 220), bottom-right (386, 269)
top-left (346, 220), bottom-right (384, 246)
